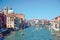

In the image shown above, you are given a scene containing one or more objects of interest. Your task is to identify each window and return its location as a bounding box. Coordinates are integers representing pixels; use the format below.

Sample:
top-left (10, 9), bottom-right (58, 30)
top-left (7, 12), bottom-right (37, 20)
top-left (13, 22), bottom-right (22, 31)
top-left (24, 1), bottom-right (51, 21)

top-left (10, 25), bottom-right (12, 27)
top-left (8, 25), bottom-right (9, 28)
top-left (8, 23), bottom-right (9, 24)
top-left (8, 20), bottom-right (9, 21)
top-left (5, 8), bottom-right (7, 10)
top-left (55, 24), bottom-right (58, 28)
top-left (12, 19), bottom-right (13, 21)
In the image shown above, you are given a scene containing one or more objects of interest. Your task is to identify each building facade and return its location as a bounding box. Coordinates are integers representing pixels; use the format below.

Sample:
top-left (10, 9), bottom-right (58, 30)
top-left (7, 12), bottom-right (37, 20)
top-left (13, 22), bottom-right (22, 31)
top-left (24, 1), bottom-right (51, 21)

top-left (50, 16), bottom-right (60, 31)
top-left (0, 11), bottom-right (6, 28)
top-left (0, 6), bottom-right (24, 28)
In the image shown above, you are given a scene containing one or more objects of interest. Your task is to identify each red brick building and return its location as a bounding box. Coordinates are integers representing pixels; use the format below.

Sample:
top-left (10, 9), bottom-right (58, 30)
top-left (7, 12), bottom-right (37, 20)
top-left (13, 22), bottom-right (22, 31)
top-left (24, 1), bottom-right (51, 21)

top-left (0, 11), bottom-right (6, 28)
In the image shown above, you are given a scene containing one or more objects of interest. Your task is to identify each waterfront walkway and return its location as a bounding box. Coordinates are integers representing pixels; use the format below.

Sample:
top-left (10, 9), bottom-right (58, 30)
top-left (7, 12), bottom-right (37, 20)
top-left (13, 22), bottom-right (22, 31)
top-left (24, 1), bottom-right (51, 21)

top-left (4, 26), bottom-right (53, 40)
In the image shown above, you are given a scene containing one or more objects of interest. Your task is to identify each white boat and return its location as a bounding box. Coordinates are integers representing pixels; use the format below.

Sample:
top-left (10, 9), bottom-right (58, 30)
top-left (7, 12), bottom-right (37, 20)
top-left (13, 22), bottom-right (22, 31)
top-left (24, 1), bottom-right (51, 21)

top-left (36, 27), bottom-right (39, 30)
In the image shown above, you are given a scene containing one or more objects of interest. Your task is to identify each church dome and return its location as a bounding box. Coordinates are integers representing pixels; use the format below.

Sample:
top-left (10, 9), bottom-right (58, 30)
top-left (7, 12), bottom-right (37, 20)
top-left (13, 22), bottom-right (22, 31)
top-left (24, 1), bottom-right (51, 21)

top-left (8, 8), bottom-right (14, 13)
top-left (8, 10), bottom-right (14, 13)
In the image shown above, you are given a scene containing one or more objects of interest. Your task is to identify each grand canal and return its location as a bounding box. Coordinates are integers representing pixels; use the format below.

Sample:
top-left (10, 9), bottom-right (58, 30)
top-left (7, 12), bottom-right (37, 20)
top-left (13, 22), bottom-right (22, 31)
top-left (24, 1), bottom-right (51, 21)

top-left (4, 26), bottom-right (54, 40)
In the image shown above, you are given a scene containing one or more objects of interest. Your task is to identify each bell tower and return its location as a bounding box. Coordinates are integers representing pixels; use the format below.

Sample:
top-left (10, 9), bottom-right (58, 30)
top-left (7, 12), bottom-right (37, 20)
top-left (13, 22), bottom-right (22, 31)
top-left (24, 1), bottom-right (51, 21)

top-left (3, 6), bottom-right (8, 15)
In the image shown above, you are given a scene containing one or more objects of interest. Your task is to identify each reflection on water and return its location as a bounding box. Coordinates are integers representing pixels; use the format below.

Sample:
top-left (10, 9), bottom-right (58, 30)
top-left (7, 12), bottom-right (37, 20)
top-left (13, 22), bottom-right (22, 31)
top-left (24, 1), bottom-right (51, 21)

top-left (4, 26), bottom-right (53, 40)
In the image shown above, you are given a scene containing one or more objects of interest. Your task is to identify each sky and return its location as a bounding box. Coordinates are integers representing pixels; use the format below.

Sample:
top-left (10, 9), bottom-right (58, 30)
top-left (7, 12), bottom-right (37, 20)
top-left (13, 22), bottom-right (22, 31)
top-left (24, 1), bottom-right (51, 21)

top-left (0, 0), bottom-right (60, 20)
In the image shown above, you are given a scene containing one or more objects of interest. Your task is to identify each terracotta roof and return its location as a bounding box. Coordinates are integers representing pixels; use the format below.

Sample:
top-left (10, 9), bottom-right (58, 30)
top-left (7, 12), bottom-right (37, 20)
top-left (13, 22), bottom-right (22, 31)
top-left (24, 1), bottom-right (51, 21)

top-left (5, 13), bottom-right (24, 20)
top-left (6, 13), bottom-right (15, 17)
top-left (15, 13), bottom-right (24, 18)
top-left (55, 16), bottom-right (60, 19)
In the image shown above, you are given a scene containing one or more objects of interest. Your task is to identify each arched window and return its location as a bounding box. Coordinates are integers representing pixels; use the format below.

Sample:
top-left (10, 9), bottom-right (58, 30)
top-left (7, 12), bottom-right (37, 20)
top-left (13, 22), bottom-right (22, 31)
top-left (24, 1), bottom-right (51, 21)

top-left (10, 25), bottom-right (12, 28)
top-left (55, 24), bottom-right (58, 28)
top-left (8, 25), bottom-right (9, 28)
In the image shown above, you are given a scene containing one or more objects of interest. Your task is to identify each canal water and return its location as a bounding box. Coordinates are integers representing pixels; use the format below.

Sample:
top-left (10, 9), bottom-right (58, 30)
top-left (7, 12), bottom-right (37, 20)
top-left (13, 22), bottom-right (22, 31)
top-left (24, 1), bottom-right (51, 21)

top-left (4, 26), bottom-right (54, 40)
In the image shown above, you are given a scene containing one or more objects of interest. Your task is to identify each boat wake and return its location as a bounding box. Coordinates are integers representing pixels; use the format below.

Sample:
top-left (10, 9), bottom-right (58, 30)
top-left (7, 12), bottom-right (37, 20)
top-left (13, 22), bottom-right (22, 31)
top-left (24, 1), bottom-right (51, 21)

top-left (33, 27), bottom-right (43, 32)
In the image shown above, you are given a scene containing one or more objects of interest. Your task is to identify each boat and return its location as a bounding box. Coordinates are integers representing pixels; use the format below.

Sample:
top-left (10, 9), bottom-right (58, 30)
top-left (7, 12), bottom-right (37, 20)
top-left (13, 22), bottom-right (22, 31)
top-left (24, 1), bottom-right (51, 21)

top-left (0, 34), bottom-right (4, 40)
top-left (14, 27), bottom-right (19, 31)
top-left (20, 28), bottom-right (24, 36)
top-left (36, 27), bottom-right (39, 30)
